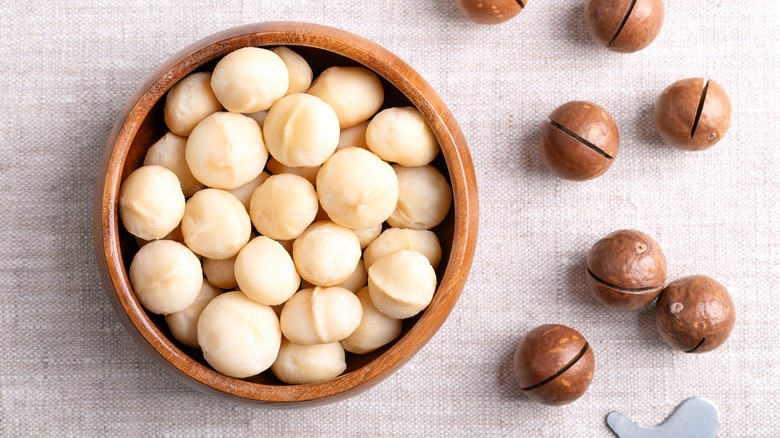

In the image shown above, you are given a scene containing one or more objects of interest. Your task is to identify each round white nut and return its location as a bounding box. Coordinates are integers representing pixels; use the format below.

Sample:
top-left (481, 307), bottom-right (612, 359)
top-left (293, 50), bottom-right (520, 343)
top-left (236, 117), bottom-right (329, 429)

top-left (163, 72), bottom-right (223, 137)
top-left (197, 291), bottom-right (281, 378)
top-left (210, 47), bottom-right (289, 113)
top-left (366, 107), bottom-right (440, 167)
top-left (293, 221), bottom-right (361, 287)
top-left (280, 286), bottom-right (362, 345)
top-left (353, 223), bottom-right (383, 249)
top-left (316, 148), bottom-right (399, 229)
top-left (185, 112), bottom-right (268, 190)
top-left (234, 236), bottom-right (300, 306)
top-left (272, 46), bottom-right (313, 96)
top-left (271, 339), bottom-right (346, 384)
top-left (265, 157), bottom-right (320, 187)
top-left (144, 132), bottom-right (205, 197)
top-left (307, 66), bottom-right (384, 128)
top-left (387, 164), bottom-right (452, 230)
top-left (243, 110), bottom-right (267, 128)
top-left (368, 250), bottom-right (437, 319)
top-left (341, 286), bottom-right (403, 354)
top-left (363, 228), bottom-right (442, 270)
top-left (119, 165), bottom-right (185, 241)
top-left (336, 121), bottom-right (369, 151)
top-left (202, 256), bottom-right (238, 290)
top-left (334, 258), bottom-right (367, 293)
top-left (263, 93), bottom-right (340, 167)
top-left (249, 173), bottom-right (319, 241)
top-left (129, 240), bottom-right (203, 315)
top-left (164, 280), bottom-right (222, 348)
top-left (225, 171), bottom-right (270, 212)
top-left (181, 188), bottom-right (251, 260)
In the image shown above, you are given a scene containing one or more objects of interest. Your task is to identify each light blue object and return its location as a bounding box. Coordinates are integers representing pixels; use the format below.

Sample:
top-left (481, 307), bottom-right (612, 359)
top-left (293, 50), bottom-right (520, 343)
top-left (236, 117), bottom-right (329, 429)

top-left (607, 397), bottom-right (719, 438)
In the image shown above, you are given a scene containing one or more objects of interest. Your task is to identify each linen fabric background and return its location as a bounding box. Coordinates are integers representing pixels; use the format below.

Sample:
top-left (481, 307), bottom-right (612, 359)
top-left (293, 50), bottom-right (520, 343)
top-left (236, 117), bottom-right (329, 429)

top-left (1, 1), bottom-right (778, 436)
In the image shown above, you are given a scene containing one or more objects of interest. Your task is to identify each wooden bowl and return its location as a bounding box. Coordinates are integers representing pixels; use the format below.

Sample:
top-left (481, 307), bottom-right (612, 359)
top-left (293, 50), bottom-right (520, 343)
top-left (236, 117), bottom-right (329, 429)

top-left (94, 22), bottom-right (478, 407)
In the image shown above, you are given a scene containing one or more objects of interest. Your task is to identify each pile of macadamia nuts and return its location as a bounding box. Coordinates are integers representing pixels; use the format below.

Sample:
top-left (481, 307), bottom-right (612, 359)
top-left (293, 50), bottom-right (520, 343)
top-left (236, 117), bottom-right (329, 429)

top-left (119, 45), bottom-right (453, 384)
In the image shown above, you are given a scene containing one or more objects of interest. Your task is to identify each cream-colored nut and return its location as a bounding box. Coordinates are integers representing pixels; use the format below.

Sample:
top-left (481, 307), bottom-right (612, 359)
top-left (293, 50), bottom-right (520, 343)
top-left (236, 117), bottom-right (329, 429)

top-left (387, 164), bottom-right (452, 230)
top-left (134, 223), bottom-right (186, 249)
top-left (353, 223), bottom-right (382, 249)
top-left (363, 228), bottom-right (442, 270)
top-left (366, 107), bottom-right (440, 167)
top-left (164, 280), bottom-right (222, 348)
top-left (249, 174), bottom-right (319, 240)
top-left (234, 236), bottom-right (300, 306)
top-left (272, 47), bottom-right (313, 96)
top-left (119, 165), bottom-right (185, 241)
top-left (144, 132), bottom-right (205, 197)
top-left (263, 93), bottom-right (340, 168)
top-left (265, 157), bottom-right (319, 187)
top-left (271, 339), bottom-right (346, 384)
top-left (225, 171), bottom-right (270, 212)
top-left (163, 72), bottom-right (223, 137)
top-left (307, 66), bottom-right (384, 128)
top-left (243, 110), bottom-right (267, 128)
top-left (202, 256), bottom-right (238, 290)
top-left (316, 148), bottom-right (399, 229)
top-left (129, 240), bottom-right (203, 315)
top-left (185, 112), bottom-right (268, 190)
top-left (336, 121), bottom-right (369, 151)
top-left (293, 221), bottom-right (361, 286)
top-left (210, 47), bottom-right (288, 113)
top-left (342, 286), bottom-right (403, 354)
top-left (368, 250), bottom-right (437, 319)
top-left (181, 189), bottom-right (251, 259)
top-left (197, 291), bottom-right (281, 378)
top-left (280, 286), bottom-right (362, 345)
top-left (334, 258), bottom-right (367, 293)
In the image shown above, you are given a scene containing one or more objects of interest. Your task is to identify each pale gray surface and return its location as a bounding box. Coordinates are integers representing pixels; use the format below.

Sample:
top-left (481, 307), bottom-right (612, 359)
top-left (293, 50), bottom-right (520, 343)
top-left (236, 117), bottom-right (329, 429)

top-left (1, 1), bottom-right (778, 436)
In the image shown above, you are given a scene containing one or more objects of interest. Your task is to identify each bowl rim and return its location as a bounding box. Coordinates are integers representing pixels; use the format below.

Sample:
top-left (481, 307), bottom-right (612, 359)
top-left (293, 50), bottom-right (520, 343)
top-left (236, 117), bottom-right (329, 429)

top-left (94, 21), bottom-right (479, 407)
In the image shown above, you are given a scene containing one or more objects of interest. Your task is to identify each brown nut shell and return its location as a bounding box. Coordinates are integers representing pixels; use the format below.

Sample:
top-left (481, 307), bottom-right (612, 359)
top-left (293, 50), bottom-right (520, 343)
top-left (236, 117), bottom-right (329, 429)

top-left (513, 324), bottom-right (594, 406)
top-left (654, 78), bottom-right (732, 151)
top-left (655, 275), bottom-right (735, 353)
top-left (585, 0), bottom-right (664, 53)
top-left (586, 229), bottom-right (667, 312)
top-left (539, 101), bottom-right (619, 181)
top-left (455, 0), bottom-right (525, 25)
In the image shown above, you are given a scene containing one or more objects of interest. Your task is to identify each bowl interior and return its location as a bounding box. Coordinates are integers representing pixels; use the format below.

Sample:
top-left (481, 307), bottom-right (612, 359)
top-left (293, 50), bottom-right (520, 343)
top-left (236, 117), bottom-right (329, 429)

top-left (99, 22), bottom-right (476, 406)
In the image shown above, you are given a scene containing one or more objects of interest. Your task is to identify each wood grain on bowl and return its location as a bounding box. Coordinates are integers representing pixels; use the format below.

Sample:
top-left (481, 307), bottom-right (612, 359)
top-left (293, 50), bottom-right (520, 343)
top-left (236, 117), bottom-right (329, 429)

top-left (94, 22), bottom-right (478, 407)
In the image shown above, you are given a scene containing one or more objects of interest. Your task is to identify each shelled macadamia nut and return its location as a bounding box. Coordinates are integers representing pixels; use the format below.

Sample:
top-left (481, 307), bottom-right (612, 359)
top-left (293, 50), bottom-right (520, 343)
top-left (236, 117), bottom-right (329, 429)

top-left (342, 287), bottom-right (403, 354)
top-left (363, 228), bottom-right (442, 270)
top-left (540, 101), bottom-right (619, 181)
top-left (119, 165), bottom-right (185, 241)
top-left (186, 111), bottom-right (268, 189)
top-left (271, 339), bottom-right (346, 384)
top-left (234, 236), bottom-right (300, 306)
top-left (202, 256), bottom-right (238, 290)
top-left (249, 173), bottom-right (319, 240)
top-left (336, 121), bottom-right (369, 151)
top-left (655, 275), bottom-right (735, 353)
top-left (263, 93), bottom-right (340, 167)
top-left (272, 47), bottom-right (313, 96)
top-left (334, 259), bottom-right (368, 293)
top-left (197, 291), bottom-right (281, 378)
top-left (654, 78), bottom-right (731, 151)
top-left (280, 286), bottom-right (363, 345)
top-left (226, 171), bottom-right (270, 212)
top-left (244, 110), bottom-right (267, 128)
top-left (455, 0), bottom-right (527, 25)
top-left (307, 66), bottom-right (384, 128)
top-left (164, 72), bottom-right (223, 136)
top-left (584, 0), bottom-right (664, 53)
top-left (144, 132), bottom-right (205, 197)
top-left (586, 229), bottom-right (667, 312)
top-left (316, 148), bottom-right (399, 229)
top-left (513, 324), bottom-right (594, 406)
top-left (129, 240), bottom-right (203, 315)
top-left (293, 221), bottom-right (362, 287)
top-left (181, 189), bottom-right (251, 260)
top-left (387, 164), bottom-right (452, 230)
top-left (368, 250), bottom-right (437, 319)
top-left (164, 280), bottom-right (222, 348)
top-left (366, 107), bottom-right (440, 167)
top-left (265, 157), bottom-right (320, 187)
top-left (210, 47), bottom-right (289, 113)
top-left (353, 223), bottom-right (382, 249)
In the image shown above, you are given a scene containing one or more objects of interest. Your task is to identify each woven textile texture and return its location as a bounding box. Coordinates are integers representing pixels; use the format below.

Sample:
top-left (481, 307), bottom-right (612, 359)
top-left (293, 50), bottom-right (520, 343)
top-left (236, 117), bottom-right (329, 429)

top-left (1, 1), bottom-right (779, 436)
